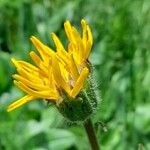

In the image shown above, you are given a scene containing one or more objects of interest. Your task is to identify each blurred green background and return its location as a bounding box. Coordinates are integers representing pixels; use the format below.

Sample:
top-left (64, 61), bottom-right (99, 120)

top-left (0, 0), bottom-right (150, 149)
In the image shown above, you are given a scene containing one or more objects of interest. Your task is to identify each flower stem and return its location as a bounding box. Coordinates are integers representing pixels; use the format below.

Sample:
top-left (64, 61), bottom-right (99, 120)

top-left (84, 118), bottom-right (100, 150)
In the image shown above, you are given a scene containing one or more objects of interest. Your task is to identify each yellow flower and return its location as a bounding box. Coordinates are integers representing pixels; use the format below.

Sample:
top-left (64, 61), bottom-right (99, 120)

top-left (7, 19), bottom-right (93, 112)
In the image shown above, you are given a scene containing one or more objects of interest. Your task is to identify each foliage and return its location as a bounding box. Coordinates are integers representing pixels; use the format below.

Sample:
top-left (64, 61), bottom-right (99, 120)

top-left (0, 0), bottom-right (150, 149)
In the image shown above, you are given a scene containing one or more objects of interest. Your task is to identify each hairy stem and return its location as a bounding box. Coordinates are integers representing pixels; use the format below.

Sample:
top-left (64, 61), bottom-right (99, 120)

top-left (84, 118), bottom-right (100, 150)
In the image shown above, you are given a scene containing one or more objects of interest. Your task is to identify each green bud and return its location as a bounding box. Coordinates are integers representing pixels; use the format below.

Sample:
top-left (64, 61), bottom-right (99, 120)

top-left (57, 74), bottom-right (98, 122)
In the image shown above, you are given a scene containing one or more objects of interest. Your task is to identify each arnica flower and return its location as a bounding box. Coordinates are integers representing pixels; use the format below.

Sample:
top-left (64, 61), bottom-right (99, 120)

top-left (7, 19), bottom-right (97, 122)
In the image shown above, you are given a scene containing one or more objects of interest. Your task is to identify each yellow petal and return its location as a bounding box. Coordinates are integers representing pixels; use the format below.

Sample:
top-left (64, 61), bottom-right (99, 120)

top-left (11, 58), bottom-right (20, 68)
top-left (51, 32), bottom-right (66, 53)
top-left (7, 95), bottom-right (35, 112)
top-left (30, 51), bottom-right (42, 65)
top-left (72, 27), bottom-right (84, 61)
top-left (30, 36), bottom-right (46, 59)
top-left (81, 19), bottom-right (87, 42)
top-left (64, 21), bottom-right (74, 42)
top-left (29, 51), bottom-right (48, 75)
top-left (16, 68), bottom-right (42, 84)
top-left (17, 60), bottom-right (39, 72)
top-left (68, 54), bottom-right (79, 81)
top-left (13, 74), bottom-right (49, 90)
top-left (51, 33), bottom-right (70, 65)
top-left (52, 56), bottom-right (70, 94)
top-left (70, 67), bottom-right (89, 98)
top-left (14, 81), bottom-right (58, 99)
top-left (30, 36), bottom-right (54, 65)
top-left (68, 42), bottom-right (80, 65)
top-left (84, 40), bottom-right (92, 59)
top-left (47, 64), bottom-right (56, 89)
top-left (87, 25), bottom-right (93, 48)
top-left (81, 20), bottom-right (93, 59)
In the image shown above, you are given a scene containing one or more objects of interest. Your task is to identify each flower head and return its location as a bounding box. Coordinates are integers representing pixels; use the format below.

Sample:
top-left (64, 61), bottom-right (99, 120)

top-left (7, 19), bottom-right (96, 121)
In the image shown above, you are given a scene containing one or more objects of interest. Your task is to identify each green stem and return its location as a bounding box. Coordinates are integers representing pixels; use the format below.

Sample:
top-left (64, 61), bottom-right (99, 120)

top-left (84, 118), bottom-right (100, 150)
